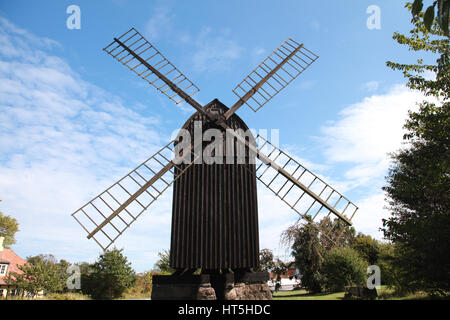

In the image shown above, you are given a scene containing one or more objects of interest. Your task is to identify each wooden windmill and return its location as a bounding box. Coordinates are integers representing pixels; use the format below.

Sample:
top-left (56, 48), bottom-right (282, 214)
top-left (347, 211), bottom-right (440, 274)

top-left (71, 28), bottom-right (359, 298)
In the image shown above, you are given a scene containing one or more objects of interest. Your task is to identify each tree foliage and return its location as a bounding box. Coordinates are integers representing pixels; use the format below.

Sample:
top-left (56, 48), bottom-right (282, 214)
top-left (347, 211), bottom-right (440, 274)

top-left (321, 247), bottom-right (368, 292)
top-left (153, 249), bottom-right (174, 274)
top-left (124, 271), bottom-right (155, 298)
top-left (387, 3), bottom-right (449, 99)
top-left (5, 254), bottom-right (70, 296)
top-left (351, 233), bottom-right (380, 265)
top-left (316, 217), bottom-right (355, 250)
top-left (284, 217), bottom-right (326, 293)
top-left (257, 249), bottom-right (275, 272)
top-left (411, 0), bottom-right (449, 35)
top-left (383, 2), bottom-right (450, 294)
top-left (81, 248), bottom-right (135, 300)
top-left (0, 212), bottom-right (19, 248)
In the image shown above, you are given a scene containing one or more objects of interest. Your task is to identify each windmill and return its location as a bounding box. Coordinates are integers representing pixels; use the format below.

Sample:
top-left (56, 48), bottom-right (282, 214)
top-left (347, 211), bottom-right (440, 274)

top-left (71, 28), bottom-right (359, 299)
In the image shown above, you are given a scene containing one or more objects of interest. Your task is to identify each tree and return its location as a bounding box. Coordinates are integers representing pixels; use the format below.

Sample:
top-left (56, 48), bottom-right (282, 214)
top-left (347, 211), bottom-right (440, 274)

top-left (5, 254), bottom-right (68, 296)
top-left (316, 217), bottom-right (355, 250)
top-left (283, 217), bottom-right (325, 293)
top-left (321, 247), bottom-right (368, 292)
top-left (256, 249), bottom-right (275, 272)
top-left (81, 248), bottom-right (136, 299)
top-left (383, 3), bottom-right (450, 294)
top-left (376, 242), bottom-right (397, 287)
top-left (351, 233), bottom-right (380, 265)
top-left (153, 249), bottom-right (174, 274)
top-left (0, 212), bottom-right (19, 248)
top-left (387, 3), bottom-right (449, 99)
top-left (411, 0), bottom-right (449, 35)
top-left (124, 271), bottom-right (155, 298)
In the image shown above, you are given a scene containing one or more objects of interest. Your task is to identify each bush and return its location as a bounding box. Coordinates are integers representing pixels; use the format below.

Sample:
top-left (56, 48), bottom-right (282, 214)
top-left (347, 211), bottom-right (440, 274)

top-left (45, 292), bottom-right (90, 300)
top-left (124, 271), bottom-right (155, 298)
top-left (81, 248), bottom-right (136, 300)
top-left (322, 247), bottom-right (368, 292)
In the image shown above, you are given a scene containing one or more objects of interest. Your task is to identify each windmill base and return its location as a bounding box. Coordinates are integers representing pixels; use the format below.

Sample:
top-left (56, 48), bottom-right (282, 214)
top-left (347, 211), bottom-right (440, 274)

top-left (151, 272), bottom-right (272, 300)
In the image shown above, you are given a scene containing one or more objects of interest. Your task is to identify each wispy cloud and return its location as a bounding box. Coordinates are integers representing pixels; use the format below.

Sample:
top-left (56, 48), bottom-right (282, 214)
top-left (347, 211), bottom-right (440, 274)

top-left (317, 84), bottom-right (438, 238)
top-left (0, 17), bottom-right (171, 271)
top-left (362, 80), bottom-right (380, 92)
top-left (143, 8), bottom-right (244, 74)
top-left (191, 27), bottom-right (244, 73)
top-left (144, 6), bottom-right (174, 40)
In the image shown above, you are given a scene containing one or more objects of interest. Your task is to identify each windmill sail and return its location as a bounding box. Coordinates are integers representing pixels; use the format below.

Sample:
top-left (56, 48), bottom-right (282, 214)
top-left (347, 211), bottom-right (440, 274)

top-left (251, 135), bottom-right (358, 238)
top-left (104, 28), bottom-right (200, 107)
top-left (71, 141), bottom-right (198, 251)
top-left (224, 38), bottom-right (318, 119)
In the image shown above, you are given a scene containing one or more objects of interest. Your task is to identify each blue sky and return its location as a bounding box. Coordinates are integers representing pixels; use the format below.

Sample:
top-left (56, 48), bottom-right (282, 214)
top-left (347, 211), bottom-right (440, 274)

top-left (0, 1), bottom-right (439, 272)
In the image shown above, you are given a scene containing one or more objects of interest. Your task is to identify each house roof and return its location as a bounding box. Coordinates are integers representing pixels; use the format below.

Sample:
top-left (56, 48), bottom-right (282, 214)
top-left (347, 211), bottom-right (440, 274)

top-left (0, 248), bottom-right (26, 285)
top-left (269, 267), bottom-right (297, 280)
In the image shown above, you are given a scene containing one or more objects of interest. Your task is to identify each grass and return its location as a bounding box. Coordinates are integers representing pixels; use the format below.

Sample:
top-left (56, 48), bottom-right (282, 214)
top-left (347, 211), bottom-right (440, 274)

top-left (0, 292), bottom-right (91, 300)
top-left (273, 286), bottom-right (450, 300)
top-left (273, 289), bottom-right (346, 300)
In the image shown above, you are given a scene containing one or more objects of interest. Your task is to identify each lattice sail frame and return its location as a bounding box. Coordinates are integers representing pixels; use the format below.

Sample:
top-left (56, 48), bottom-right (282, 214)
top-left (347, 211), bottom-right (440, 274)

top-left (253, 135), bottom-right (358, 239)
top-left (71, 141), bottom-right (197, 251)
top-left (103, 28), bottom-right (200, 104)
top-left (233, 38), bottom-right (318, 112)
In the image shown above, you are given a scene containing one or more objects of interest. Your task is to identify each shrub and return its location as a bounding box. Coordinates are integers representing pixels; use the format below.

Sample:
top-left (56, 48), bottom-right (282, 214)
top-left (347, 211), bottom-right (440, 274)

top-left (322, 247), bottom-right (368, 292)
top-left (81, 248), bottom-right (136, 300)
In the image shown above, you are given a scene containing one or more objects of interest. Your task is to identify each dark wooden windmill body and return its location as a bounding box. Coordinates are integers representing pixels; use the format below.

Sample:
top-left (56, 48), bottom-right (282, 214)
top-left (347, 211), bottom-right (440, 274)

top-left (170, 99), bottom-right (259, 271)
top-left (71, 28), bottom-right (360, 299)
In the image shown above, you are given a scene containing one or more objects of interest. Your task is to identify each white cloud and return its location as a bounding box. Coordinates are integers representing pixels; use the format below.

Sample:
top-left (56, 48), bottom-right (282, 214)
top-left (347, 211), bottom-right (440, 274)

top-left (144, 6), bottom-right (174, 40)
top-left (321, 85), bottom-right (432, 167)
top-left (192, 27), bottom-right (244, 73)
top-left (318, 84), bottom-right (439, 240)
top-left (351, 193), bottom-right (390, 240)
top-left (363, 80), bottom-right (380, 92)
top-left (143, 8), bottom-right (244, 74)
top-left (0, 17), bottom-right (171, 271)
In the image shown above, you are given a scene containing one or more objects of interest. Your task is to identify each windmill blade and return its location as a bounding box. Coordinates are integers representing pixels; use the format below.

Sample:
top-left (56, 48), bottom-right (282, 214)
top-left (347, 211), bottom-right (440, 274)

top-left (251, 135), bottom-right (358, 239)
top-left (71, 141), bottom-right (198, 251)
top-left (217, 124), bottom-right (358, 232)
top-left (224, 38), bottom-right (318, 119)
top-left (103, 28), bottom-right (204, 114)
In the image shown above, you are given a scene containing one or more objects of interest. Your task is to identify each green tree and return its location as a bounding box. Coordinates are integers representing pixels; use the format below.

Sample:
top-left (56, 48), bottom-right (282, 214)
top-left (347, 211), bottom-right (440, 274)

top-left (256, 249), bottom-right (275, 272)
top-left (5, 255), bottom-right (68, 296)
top-left (124, 271), bottom-right (155, 298)
top-left (411, 0), bottom-right (449, 35)
top-left (351, 233), bottom-right (380, 265)
top-left (316, 216), bottom-right (356, 250)
top-left (153, 249), bottom-right (174, 274)
top-left (5, 263), bottom-right (42, 297)
top-left (0, 212), bottom-right (19, 248)
top-left (387, 3), bottom-right (449, 99)
top-left (383, 2), bottom-right (450, 294)
top-left (322, 247), bottom-right (368, 292)
top-left (283, 217), bottom-right (325, 293)
top-left (81, 248), bottom-right (135, 299)
top-left (376, 242), bottom-right (397, 287)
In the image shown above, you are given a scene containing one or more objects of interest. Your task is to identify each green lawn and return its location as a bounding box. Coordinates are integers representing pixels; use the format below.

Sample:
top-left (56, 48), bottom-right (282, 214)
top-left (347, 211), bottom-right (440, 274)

top-left (273, 286), bottom-right (449, 300)
top-left (273, 289), bottom-right (346, 300)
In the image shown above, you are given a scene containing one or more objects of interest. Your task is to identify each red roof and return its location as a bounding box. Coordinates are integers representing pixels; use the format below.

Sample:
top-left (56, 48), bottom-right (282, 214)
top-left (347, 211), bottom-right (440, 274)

top-left (0, 249), bottom-right (26, 285)
top-left (269, 267), bottom-right (297, 280)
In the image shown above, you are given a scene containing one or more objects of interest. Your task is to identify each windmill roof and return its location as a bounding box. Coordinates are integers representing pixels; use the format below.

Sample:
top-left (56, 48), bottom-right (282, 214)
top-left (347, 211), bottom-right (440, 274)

top-left (0, 248), bottom-right (26, 285)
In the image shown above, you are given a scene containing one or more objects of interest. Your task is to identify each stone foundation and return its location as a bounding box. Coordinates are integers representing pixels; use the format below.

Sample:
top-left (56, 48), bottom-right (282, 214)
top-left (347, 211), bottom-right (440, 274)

top-left (224, 282), bottom-right (272, 300)
top-left (151, 272), bottom-right (271, 300)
